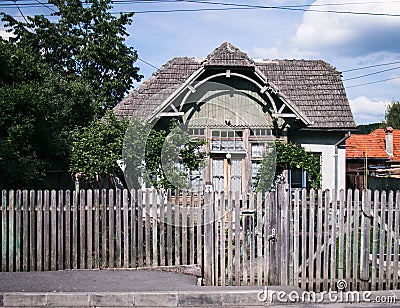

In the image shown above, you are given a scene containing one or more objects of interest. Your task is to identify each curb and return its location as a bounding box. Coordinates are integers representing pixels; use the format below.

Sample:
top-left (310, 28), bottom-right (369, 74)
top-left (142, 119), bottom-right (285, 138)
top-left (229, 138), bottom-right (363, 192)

top-left (1, 289), bottom-right (399, 307)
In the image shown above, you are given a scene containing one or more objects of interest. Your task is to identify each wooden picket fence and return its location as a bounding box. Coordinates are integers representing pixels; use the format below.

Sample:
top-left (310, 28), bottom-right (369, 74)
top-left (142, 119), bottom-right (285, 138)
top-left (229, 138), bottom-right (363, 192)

top-left (1, 187), bottom-right (400, 292)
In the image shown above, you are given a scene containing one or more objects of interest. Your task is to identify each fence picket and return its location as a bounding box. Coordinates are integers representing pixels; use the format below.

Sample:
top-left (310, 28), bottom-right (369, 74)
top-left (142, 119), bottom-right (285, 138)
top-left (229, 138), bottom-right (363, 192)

top-left (29, 190), bottom-right (36, 271)
top-left (15, 190), bottom-right (21, 272)
top-left (37, 191), bottom-right (43, 271)
top-left (182, 190), bottom-right (188, 266)
top-left (315, 189), bottom-right (323, 292)
top-left (79, 190), bottom-right (85, 269)
top-left (293, 189), bottom-right (300, 287)
top-left (8, 190), bottom-right (15, 272)
top-left (393, 191), bottom-right (400, 290)
top-left (352, 190), bottom-right (360, 290)
top-left (22, 190), bottom-right (29, 271)
top-left (115, 189), bottom-right (122, 268)
top-left (57, 190), bottom-right (64, 270)
top-left (101, 189), bottom-right (107, 269)
top-left (108, 189), bottom-right (115, 268)
top-left (360, 190), bottom-right (371, 291)
top-left (337, 190), bottom-right (345, 281)
top-left (345, 189), bottom-right (353, 290)
top-left (145, 189), bottom-right (151, 267)
top-left (308, 189), bottom-right (315, 290)
top-left (130, 189), bottom-right (137, 268)
top-left (123, 189), bottom-right (129, 268)
top-left (256, 191), bottom-right (263, 286)
top-left (65, 191), bottom-right (71, 269)
top-left (371, 190), bottom-right (379, 291)
top-left (166, 189), bottom-right (172, 267)
top-left (378, 191), bottom-right (386, 290)
top-left (94, 190), bottom-right (100, 269)
top-left (386, 191), bottom-right (394, 290)
top-left (174, 189), bottom-right (180, 266)
top-left (227, 191), bottom-right (233, 285)
top-left (152, 189), bottom-right (158, 267)
top-left (323, 190), bottom-right (330, 291)
top-left (301, 189), bottom-right (307, 290)
top-left (86, 190), bottom-right (93, 270)
top-left (137, 189), bottom-right (143, 267)
top-left (263, 192), bottom-right (271, 286)
top-left (219, 192), bottom-right (226, 286)
top-left (50, 190), bottom-right (57, 271)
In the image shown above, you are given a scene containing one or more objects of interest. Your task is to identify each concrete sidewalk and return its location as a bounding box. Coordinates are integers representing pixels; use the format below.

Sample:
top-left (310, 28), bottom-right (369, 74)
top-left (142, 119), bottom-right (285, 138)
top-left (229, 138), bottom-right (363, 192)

top-left (0, 269), bottom-right (399, 307)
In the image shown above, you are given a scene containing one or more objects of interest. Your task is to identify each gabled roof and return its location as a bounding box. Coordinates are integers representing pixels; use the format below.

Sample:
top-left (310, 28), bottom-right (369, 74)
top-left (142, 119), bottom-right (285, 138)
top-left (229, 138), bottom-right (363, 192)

top-left (346, 128), bottom-right (400, 160)
top-left (114, 42), bottom-right (355, 130)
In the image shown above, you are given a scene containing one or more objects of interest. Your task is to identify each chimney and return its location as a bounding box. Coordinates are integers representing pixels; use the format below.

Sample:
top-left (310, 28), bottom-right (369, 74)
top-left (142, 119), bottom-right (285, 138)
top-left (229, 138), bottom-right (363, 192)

top-left (385, 126), bottom-right (394, 156)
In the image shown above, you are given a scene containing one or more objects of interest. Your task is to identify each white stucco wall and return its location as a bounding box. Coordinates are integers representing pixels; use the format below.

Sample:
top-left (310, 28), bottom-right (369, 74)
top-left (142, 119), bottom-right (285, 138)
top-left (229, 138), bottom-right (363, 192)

top-left (300, 143), bottom-right (346, 192)
top-left (290, 131), bottom-right (348, 193)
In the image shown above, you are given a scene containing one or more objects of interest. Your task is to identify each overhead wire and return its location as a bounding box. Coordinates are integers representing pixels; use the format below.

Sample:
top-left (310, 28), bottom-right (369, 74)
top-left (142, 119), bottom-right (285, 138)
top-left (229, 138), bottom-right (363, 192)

top-left (3, 0), bottom-right (400, 17)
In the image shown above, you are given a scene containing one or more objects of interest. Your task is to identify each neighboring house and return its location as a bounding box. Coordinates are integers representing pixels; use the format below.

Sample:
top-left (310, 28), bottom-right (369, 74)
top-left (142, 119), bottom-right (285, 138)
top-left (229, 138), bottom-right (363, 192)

top-left (114, 42), bottom-right (355, 192)
top-left (346, 127), bottom-right (400, 190)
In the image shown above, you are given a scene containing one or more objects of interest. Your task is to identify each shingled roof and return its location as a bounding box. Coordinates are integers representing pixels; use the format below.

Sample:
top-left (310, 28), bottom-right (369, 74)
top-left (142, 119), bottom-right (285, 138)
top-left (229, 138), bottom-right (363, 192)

top-left (346, 128), bottom-right (400, 160)
top-left (114, 42), bottom-right (355, 130)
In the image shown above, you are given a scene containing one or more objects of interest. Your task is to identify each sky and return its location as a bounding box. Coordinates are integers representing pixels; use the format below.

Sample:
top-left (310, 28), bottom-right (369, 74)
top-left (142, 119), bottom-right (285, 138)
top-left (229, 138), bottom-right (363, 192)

top-left (1, 0), bottom-right (400, 125)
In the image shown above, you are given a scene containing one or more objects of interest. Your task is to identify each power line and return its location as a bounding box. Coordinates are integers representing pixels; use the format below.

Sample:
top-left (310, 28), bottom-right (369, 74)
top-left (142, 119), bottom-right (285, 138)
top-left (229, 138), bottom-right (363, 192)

top-left (342, 60), bottom-right (400, 73)
top-left (138, 57), bottom-right (159, 70)
top-left (3, 0), bottom-right (400, 17)
top-left (14, 0), bottom-right (29, 23)
top-left (343, 66), bottom-right (400, 81)
top-left (346, 76), bottom-right (400, 88)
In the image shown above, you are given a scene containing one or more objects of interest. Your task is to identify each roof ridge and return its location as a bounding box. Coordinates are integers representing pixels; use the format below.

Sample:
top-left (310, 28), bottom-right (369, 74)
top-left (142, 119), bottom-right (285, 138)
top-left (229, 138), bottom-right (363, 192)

top-left (204, 42), bottom-right (254, 67)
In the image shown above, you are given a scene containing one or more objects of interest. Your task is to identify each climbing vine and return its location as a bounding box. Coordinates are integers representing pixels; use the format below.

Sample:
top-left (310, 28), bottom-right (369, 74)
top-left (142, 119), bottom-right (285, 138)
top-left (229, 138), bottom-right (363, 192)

top-left (256, 141), bottom-right (321, 191)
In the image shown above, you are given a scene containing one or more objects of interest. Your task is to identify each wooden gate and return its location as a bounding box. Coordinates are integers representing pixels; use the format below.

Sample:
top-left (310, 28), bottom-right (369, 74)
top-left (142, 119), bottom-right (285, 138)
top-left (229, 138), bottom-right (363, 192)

top-left (202, 184), bottom-right (291, 286)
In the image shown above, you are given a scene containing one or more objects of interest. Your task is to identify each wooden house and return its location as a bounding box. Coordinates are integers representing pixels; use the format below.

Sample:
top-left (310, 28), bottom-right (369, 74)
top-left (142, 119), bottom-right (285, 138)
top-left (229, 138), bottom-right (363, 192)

top-left (114, 42), bottom-right (355, 192)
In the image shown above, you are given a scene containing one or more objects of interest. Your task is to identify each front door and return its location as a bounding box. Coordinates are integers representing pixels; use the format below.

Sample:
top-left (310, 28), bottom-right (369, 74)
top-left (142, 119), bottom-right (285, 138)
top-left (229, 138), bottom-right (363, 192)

top-left (212, 157), bottom-right (243, 193)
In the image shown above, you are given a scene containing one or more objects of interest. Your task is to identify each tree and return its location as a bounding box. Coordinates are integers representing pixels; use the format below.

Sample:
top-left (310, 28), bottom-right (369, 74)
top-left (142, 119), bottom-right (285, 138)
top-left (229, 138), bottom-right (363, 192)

top-left (385, 101), bottom-right (400, 129)
top-left (1, 0), bottom-right (142, 112)
top-left (0, 0), bottom-right (142, 188)
top-left (255, 141), bottom-right (321, 191)
top-left (70, 116), bottom-right (207, 190)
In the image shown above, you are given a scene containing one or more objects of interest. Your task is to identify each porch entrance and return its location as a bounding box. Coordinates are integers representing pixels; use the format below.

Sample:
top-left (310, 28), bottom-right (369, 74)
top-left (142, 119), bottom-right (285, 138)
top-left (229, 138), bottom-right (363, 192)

top-left (212, 157), bottom-right (243, 193)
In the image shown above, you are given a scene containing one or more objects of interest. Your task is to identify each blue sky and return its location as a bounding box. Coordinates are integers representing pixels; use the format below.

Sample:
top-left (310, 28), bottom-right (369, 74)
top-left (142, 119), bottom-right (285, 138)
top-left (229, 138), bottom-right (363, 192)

top-left (2, 0), bottom-right (400, 125)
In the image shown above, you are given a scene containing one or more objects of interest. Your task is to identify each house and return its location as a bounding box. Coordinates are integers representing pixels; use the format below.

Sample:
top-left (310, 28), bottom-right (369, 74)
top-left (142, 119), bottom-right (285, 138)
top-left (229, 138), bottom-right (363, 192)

top-left (114, 42), bottom-right (355, 192)
top-left (346, 127), bottom-right (400, 190)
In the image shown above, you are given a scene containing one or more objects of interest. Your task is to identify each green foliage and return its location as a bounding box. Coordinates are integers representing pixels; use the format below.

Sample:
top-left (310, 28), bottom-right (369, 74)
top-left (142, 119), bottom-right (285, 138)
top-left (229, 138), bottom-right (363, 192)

top-left (256, 141), bottom-right (321, 191)
top-left (356, 123), bottom-right (383, 134)
top-left (0, 0), bottom-right (141, 188)
top-left (385, 101), bottom-right (400, 129)
top-left (254, 143), bottom-right (276, 191)
top-left (0, 73), bottom-right (96, 189)
top-left (70, 117), bottom-right (207, 190)
top-left (143, 120), bottom-right (207, 189)
top-left (69, 111), bottom-right (128, 183)
top-left (1, 0), bottom-right (142, 111)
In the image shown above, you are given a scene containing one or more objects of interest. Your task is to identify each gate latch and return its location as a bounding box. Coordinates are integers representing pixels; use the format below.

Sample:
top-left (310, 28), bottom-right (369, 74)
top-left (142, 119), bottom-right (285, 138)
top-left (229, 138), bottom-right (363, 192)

top-left (267, 228), bottom-right (276, 242)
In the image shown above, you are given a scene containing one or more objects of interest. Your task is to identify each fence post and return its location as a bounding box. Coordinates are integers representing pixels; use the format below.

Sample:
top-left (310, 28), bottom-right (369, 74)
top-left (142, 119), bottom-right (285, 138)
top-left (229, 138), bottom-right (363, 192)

top-left (203, 190), bottom-right (213, 285)
top-left (360, 189), bottom-right (371, 291)
top-left (278, 182), bottom-right (290, 286)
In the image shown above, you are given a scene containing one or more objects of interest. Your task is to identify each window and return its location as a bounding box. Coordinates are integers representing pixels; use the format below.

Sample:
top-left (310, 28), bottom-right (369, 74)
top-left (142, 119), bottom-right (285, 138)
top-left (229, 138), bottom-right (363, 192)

top-left (211, 130), bottom-right (244, 152)
top-left (188, 128), bottom-right (205, 136)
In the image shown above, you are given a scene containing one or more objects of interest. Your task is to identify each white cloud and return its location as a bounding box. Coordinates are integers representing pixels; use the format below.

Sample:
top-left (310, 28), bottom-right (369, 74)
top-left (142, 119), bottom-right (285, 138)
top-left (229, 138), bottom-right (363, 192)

top-left (293, 0), bottom-right (400, 56)
top-left (0, 29), bottom-right (15, 40)
top-left (349, 96), bottom-right (390, 124)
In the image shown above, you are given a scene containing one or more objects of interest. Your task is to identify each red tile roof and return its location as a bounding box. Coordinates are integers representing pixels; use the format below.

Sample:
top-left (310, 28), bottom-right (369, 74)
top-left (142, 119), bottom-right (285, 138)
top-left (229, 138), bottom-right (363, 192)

top-left (346, 128), bottom-right (400, 160)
